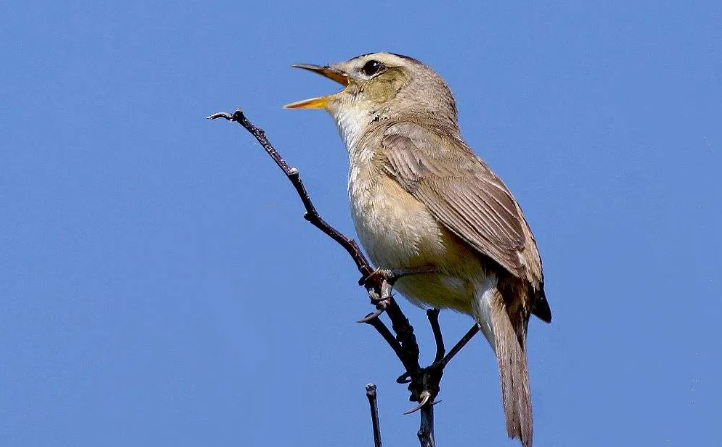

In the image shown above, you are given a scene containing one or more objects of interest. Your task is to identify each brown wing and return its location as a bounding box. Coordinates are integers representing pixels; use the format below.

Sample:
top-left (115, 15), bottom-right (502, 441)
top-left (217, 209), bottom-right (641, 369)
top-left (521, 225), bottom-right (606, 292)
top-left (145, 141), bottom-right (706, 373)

top-left (381, 122), bottom-right (527, 278)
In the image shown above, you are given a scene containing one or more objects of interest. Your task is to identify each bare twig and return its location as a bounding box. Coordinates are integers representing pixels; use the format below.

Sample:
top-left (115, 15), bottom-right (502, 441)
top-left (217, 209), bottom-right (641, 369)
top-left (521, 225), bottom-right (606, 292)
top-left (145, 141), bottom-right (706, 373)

top-left (364, 316), bottom-right (407, 365)
top-left (366, 384), bottom-right (382, 447)
top-left (418, 404), bottom-right (436, 447)
top-left (427, 309), bottom-right (445, 363)
top-left (206, 110), bottom-right (373, 279)
top-left (385, 299), bottom-right (420, 374)
top-left (441, 325), bottom-right (480, 368)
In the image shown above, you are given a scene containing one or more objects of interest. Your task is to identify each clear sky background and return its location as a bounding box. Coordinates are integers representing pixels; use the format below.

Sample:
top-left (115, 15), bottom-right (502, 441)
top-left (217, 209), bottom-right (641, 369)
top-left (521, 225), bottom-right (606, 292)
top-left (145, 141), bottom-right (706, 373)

top-left (2, 1), bottom-right (720, 446)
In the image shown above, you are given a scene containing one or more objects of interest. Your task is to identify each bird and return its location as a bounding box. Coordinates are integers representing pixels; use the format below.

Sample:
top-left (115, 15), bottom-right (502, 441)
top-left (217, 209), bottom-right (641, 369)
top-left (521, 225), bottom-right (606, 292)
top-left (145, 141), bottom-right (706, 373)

top-left (285, 52), bottom-right (551, 447)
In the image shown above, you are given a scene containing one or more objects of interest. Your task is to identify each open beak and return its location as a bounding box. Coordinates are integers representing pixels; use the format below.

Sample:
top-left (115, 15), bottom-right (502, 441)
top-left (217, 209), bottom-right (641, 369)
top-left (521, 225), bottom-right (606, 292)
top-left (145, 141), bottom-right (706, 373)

top-left (284, 64), bottom-right (349, 109)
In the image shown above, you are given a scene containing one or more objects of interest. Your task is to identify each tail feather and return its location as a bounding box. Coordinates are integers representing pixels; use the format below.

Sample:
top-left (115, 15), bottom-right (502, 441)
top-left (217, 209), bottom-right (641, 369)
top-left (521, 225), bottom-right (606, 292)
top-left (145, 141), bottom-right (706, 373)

top-left (531, 284), bottom-right (552, 323)
top-left (490, 291), bottom-right (533, 447)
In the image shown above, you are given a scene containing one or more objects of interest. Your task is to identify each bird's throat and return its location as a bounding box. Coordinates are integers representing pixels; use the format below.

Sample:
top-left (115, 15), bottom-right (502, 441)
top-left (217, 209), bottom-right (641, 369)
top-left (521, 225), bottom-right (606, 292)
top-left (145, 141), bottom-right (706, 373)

top-left (331, 105), bottom-right (381, 153)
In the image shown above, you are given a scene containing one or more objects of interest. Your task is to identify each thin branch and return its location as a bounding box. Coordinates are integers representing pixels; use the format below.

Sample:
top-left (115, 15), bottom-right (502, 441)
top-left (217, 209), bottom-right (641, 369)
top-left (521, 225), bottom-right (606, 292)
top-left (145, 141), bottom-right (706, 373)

top-left (206, 110), bottom-right (373, 278)
top-left (385, 299), bottom-right (420, 373)
top-left (427, 309), bottom-right (445, 363)
top-left (364, 316), bottom-right (407, 366)
top-left (366, 384), bottom-right (382, 447)
top-left (441, 325), bottom-right (480, 368)
top-left (418, 404), bottom-right (435, 447)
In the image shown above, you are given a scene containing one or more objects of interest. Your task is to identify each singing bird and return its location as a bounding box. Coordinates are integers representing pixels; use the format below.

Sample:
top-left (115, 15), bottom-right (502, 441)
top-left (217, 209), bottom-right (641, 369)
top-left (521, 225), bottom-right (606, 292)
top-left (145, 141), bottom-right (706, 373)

top-left (285, 52), bottom-right (551, 447)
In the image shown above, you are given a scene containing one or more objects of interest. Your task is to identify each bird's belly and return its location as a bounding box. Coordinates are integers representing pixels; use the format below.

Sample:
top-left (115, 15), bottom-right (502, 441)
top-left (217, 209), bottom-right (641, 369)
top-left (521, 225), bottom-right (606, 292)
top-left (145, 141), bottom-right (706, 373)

top-left (349, 174), bottom-right (482, 314)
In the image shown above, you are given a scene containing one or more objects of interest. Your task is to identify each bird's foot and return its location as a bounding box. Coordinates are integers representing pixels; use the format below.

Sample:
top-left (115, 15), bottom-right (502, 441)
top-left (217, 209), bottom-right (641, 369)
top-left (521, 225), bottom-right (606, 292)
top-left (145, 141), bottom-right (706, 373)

top-left (402, 362), bottom-right (444, 414)
top-left (357, 283), bottom-right (394, 322)
top-left (358, 266), bottom-right (436, 322)
top-left (357, 269), bottom-right (396, 321)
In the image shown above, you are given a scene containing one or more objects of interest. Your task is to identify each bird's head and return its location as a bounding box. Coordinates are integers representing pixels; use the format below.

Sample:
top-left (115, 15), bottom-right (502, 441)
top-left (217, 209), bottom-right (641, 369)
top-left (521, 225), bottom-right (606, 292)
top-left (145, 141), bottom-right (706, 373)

top-left (285, 53), bottom-right (458, 144)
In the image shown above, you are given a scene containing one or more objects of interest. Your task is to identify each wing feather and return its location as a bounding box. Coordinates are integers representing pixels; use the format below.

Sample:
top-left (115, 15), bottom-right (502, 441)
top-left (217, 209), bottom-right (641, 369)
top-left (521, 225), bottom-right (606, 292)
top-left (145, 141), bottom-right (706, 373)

top-left (382, 122), bottom-right (526, 277)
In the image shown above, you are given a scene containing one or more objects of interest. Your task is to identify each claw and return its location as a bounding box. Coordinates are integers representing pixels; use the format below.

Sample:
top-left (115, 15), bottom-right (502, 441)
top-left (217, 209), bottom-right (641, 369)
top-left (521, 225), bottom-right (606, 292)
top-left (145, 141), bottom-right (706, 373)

top-left (403, 391), bottom-right (432, 415)
top-left (357, 308), bottom-right (385, 323)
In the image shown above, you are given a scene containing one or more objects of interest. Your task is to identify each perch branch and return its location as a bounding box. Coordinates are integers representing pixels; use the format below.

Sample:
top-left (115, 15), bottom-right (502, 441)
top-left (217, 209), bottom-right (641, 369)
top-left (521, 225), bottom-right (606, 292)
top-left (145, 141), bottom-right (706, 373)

top-left (208, 108), bottom-right (479, 447)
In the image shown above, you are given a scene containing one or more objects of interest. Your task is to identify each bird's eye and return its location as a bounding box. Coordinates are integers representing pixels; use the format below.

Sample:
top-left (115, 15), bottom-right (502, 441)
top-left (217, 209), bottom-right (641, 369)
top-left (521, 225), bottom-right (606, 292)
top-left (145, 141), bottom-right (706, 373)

top-left (361, 60), bottom-right (384, 77)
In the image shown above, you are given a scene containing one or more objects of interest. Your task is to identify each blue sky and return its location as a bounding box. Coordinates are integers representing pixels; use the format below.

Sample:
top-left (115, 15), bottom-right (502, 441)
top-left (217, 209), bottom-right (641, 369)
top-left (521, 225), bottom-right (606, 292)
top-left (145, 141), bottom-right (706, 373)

top-left (1, 1), bottom-right (720, 446)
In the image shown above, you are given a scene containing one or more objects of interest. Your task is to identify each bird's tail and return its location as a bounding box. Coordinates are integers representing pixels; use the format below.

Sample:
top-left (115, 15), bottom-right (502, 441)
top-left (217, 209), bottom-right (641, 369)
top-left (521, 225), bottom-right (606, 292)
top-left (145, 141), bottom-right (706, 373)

top-left (489, 291), bottom-right (533, 447)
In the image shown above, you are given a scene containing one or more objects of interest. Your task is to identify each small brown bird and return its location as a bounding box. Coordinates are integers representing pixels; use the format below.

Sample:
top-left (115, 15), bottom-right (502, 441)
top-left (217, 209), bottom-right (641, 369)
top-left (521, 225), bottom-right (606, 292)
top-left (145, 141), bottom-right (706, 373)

top-left (286, 52), bottom-right (551, 447)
